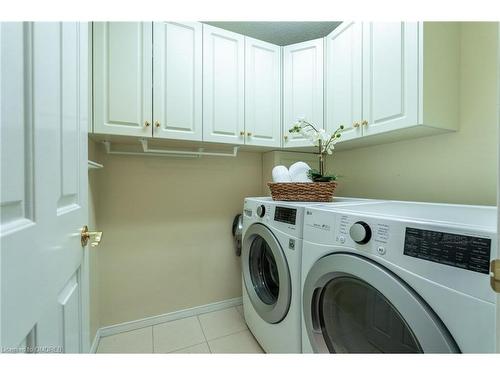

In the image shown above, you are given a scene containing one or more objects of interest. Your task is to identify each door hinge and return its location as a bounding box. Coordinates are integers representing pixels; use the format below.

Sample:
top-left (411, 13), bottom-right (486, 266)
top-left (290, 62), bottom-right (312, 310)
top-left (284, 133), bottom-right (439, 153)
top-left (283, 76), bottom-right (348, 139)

top-left (491, 259), bottom-right (500, 293)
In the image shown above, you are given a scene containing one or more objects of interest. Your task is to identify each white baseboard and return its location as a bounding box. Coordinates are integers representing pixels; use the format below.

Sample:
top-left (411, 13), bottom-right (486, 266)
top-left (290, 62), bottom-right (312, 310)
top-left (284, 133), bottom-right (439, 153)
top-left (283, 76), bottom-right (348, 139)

top-left (90, 330), bottom-right (100, 353)
top-left (96, 297), bottom-right (243, 343)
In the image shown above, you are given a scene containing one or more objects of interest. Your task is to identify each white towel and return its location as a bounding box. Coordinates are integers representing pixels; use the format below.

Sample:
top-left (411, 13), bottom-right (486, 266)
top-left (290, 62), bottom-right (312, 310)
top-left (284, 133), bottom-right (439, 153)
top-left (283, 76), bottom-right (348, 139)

top-left (289, 162), bottom-right (313, 183)
top-left (272, 165), bottom-right (292, 183)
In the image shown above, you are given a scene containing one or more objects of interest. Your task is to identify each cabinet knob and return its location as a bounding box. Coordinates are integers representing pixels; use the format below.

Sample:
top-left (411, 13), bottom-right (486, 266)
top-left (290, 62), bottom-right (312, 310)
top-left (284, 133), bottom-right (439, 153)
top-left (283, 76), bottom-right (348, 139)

top-left (284, 135), bottom-right (288, 141)
top-left (144, 121), bottom-right (151, 127)
top-left (247, 132), bottom-right (252, 137)
top-left (353, 122), bottom-right (360, 128)
top-left (361, 120), bottom-right (369, 126)
top-left (240, 131), bottom-right (245, 136)
top-left (155, 121), bottom-right (161, 128)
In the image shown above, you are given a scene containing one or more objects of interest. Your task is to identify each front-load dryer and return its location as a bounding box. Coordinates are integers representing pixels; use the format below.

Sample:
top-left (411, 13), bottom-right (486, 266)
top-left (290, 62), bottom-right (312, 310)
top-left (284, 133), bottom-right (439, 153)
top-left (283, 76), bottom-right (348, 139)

top-left (241, 197), bottom-right (373, 353)
top-left (301, 201), bottom-right (497, 353)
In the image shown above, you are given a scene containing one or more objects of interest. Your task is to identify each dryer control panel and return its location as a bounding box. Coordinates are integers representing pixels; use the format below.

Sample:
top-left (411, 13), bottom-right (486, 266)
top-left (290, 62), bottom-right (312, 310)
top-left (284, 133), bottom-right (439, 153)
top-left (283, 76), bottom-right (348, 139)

top-left (303, 206), bottom-right (497, 303)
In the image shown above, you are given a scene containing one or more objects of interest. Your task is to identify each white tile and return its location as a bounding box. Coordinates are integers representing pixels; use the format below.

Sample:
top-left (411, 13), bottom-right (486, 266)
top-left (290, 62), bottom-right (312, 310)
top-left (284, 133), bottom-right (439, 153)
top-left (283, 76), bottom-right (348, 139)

top-left (198, 307), bottom-right (247, 340)
top-left (153, 316), bottom-right (206, 353)
top-left (235, 304), bottom-right (244, 318)
top-left (171, 342), bottom-right (211, 354)
top-left (97, 327), bottom-right (153, 353)
top-left (208, 330), bottom-right (264, 354)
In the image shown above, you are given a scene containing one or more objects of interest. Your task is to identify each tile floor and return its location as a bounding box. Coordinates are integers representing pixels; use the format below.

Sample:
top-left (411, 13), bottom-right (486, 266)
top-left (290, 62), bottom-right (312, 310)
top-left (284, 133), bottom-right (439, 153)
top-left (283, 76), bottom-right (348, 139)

top-left (96, 305), bottom-right (264, 354)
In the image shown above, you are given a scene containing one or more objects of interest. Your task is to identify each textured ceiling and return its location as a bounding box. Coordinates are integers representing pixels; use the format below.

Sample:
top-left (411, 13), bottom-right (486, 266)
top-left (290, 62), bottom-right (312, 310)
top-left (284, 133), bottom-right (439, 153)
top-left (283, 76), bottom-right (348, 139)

top-left (203, 21), bottom-right (341, 46)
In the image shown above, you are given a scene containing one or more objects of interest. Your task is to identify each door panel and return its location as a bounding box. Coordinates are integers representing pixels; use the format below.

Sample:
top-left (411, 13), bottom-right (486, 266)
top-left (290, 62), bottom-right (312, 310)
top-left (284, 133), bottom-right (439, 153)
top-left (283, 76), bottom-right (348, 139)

top-left (0, 22), bottom-right (88, 353)
top-left (0, 22), bottom-right (34, 235)
top-left (203, 25), bottom-right (245, 144)
top-left (362, 22), bottom-right (419, 136)
top-left (153, 22), bottom-right (202, 141)
top-left (283, 38), bottom-right (324, 148)
top-left (93, 22), bottom-right (152, 136)
top-left (245, 37), bottom-right (281, 147)
top-left (325, 22), bottom-right (363, 142)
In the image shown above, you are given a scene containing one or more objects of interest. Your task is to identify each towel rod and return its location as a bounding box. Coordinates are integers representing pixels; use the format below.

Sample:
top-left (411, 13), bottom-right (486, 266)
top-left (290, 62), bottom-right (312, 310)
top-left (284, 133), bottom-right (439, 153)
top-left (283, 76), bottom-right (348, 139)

top-left (102, 139), bottom-right (239, 158)
top-left (140, 139), bottom-right (239, 158)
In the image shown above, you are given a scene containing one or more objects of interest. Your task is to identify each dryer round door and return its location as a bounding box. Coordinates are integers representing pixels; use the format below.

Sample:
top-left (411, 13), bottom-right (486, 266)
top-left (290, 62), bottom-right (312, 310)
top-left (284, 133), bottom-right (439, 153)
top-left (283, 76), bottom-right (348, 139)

top-left (242, 223), bottom-right (291, 324)
top-left (303, 253), bottom-right (459, 353)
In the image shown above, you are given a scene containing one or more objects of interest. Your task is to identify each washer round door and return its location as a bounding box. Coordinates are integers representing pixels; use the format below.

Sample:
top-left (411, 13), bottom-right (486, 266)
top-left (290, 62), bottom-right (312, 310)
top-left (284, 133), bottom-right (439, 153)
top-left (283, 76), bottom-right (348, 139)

top-left (242, 223), bottom-right (291, 324)
top-left (303, 253), bottom-right (459, 353)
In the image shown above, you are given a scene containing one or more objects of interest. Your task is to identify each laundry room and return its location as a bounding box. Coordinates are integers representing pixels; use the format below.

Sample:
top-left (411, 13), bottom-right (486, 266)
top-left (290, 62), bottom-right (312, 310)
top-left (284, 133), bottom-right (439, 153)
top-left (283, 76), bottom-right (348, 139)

top-left (1, 0), bottom-right (500, 373)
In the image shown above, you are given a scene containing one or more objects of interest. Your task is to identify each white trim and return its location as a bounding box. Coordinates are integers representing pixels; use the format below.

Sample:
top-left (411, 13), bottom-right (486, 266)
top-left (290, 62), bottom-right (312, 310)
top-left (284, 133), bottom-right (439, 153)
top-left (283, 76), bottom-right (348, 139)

top-left (98, 297), bottom-right (243, 339)
top-left (90, 330), bottom-right (101, 353)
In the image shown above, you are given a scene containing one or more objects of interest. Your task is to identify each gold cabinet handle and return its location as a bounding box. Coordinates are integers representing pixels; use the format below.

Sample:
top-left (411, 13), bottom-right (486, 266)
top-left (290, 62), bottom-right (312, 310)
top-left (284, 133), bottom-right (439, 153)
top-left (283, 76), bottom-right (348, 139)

top-left (247, 132), bottom-right (252, 136)
top-left (81, 225), bottom-right (103, 247)
top-left (240, 131), bottom-right (245, 136)
top-left (155, 121), bottom-right (160, 128)
top-left (361, 120), bottom-right (369, 126)
top-left (353, 122), bottom-right (360, 128)
top-left (144, 121), bottom-right (150, 127)
top-left (284, 135), bottom-right (288, 141)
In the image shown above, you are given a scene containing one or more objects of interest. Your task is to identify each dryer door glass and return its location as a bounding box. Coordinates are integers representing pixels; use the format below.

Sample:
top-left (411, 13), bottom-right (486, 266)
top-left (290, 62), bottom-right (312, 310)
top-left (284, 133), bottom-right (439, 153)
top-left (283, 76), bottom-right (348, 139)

top-left (303, 253), bottom-right (459, 353)
top-left (249, 236), bottom-right (280, 305)
top-left (319, 276), bottom-right (421, 353)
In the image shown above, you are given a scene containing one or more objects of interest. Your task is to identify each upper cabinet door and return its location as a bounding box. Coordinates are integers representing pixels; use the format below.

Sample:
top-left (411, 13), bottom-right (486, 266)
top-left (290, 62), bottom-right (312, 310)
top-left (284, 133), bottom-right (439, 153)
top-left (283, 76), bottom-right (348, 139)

top-left (283, 38), bottom-right (324, 148)
top-left (203, 25), bottom-right (245, 144)
top-left (93, 22), bottom-right (152, 136)
top-left (362, 22), bottom-right (419, 136)
top-left (325, 22), bottom-right (363, 143)
top-left (245, 37), bottom-right (281, 147)
top-left (153, 22), bottom-right (202, 141)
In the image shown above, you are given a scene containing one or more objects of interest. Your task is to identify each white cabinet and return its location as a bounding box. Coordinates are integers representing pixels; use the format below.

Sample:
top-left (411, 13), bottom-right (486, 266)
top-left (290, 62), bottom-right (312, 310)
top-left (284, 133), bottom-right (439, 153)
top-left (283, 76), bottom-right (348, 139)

top-left (326, 22), bottom-right (459, 149)
top-left (283, 38), bottom-right (324, 148)
top-left (93, 22), bottom-right (152, 136)
top-left (362, 22), bottom-right (419, 137)
top-left (202, 25), bottom-right (245, 144)
top-left (244, 37), bottom-right (281, 147)
top-left (153, 22), bottom-right (202, 141)
top-left (325, 22), bottom-right (362, 142)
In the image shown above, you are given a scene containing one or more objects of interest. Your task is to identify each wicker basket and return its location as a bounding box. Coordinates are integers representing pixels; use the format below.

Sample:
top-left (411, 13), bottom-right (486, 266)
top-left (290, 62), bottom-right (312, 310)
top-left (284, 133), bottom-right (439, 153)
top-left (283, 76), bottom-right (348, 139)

top-left (268, 181), bottom-right (337, 202)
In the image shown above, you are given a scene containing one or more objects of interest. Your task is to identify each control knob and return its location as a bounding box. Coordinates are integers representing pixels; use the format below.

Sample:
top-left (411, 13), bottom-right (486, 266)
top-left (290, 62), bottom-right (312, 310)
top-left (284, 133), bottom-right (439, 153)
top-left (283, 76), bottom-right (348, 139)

top-left (256, 205), bottom-right (266, 218)
top-left (349, 221), bottom-right (372, 244)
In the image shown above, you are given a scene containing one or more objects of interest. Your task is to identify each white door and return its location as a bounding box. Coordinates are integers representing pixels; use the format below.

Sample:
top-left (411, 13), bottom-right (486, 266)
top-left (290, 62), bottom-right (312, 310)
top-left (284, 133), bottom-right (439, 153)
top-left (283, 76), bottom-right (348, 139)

top-left (362, 22), bottom-right (419, 136)
top-left (283, 38), bottom-right (324, 148)
top-left (325, 22), bottom-right (363, 143)
top-left (93, 22), bottom-right (153, 137)
top-left (203, 25), bottom-right (245, 145)
top-left (0, 22), bottom-right (89, 353)
top-left (244, 37), bottom-right (281, 147)
top-left (153, 22), bottom-right (202, 141)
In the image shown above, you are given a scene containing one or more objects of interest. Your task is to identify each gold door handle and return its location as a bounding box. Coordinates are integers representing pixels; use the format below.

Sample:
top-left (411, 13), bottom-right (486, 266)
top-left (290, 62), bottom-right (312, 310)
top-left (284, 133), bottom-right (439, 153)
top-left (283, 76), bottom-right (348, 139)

top-left (81, 225), bottom-right (103, 247)
top-left (240, 131), bottom-right (245, 136)
top-left (155, 121), bottom-right (160, 128)
top-left (247, 132), bottom-right (252, 136)
top-left (491, 259), bottom-right (500, 293)
top-left (144, 121), bottom-right (150, 127)
top-left (361, 120), bottom-right (369, 126)
top-left (353, 122), bottom-right (360, 128)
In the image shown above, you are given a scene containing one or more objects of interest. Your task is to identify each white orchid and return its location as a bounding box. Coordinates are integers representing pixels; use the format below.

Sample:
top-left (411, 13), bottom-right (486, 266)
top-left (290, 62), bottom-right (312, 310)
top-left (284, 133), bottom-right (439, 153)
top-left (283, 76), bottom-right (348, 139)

top-left (289, 119), bottom-right (344, 179)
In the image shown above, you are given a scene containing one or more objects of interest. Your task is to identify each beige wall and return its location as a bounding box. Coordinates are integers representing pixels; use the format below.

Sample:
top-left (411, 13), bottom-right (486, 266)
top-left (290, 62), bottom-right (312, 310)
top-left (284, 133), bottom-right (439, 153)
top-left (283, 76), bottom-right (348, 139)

top-left (327, 22), bottom-right (498, 205)
top-left (91, 146), bottom-right (262, 327)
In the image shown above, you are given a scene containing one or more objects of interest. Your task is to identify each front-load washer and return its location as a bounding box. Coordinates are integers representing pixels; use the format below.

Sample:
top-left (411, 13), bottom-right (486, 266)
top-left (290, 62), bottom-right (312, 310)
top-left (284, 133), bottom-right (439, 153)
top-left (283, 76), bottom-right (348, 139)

top-left (301, 201), bottom-right (497, 353)
top-left (241, 196), bottom-right (374, 353)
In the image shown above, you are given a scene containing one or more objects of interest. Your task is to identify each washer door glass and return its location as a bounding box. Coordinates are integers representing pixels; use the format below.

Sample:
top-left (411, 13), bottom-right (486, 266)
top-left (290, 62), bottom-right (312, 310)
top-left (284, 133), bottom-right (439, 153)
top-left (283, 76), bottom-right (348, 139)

top-left (319, 276), bottom-right (421, 353)
top-left (242, 223), bottom-right (291, 324)
top-left (249, 236), bottom-right (280, 305)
